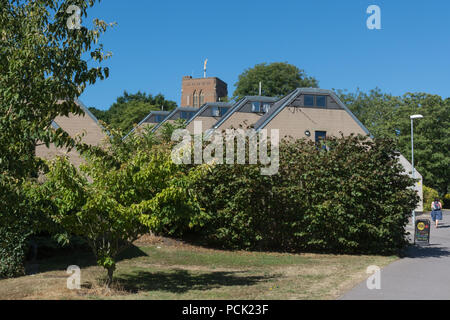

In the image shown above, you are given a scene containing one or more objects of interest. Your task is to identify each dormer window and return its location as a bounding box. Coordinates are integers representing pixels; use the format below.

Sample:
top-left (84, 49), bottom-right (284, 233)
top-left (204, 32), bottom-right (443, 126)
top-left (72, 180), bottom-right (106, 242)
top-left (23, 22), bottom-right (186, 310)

top-left (316, 96), bottom-right (326, 107)
top-left (304, 95), bottom-right (315, 106)
top-left (252, 102), bottom-right (261, 112)
top-left (155, 115), bottom-right (166, 122)
top-left (212, 106), bottom-right (228, 117)
top-left (180, 111), bottom-right (195, 120)
top-left (304, 95), bottom-right (327, 108)
top-left (263, 103), bottom-right (271, 113)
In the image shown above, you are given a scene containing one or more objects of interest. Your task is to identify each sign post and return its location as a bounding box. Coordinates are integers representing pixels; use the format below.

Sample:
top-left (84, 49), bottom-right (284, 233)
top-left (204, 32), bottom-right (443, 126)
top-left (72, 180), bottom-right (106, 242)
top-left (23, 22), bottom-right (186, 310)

top-left (414, 219), bottom-right (430, 245)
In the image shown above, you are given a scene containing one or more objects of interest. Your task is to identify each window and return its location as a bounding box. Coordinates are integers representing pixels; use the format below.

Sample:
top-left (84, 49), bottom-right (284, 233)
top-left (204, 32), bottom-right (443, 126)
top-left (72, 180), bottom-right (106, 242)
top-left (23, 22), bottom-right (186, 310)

top-left (193, 91), bottom-right (199, 107)
top-left (199, 91), bottom-right (205, 106)
top-left (304, 95), bottom-right (327, 107)
top-left (180, 111), bottom-right (194, 120)
top-left (212, 107), bottom-right (228, 117)
top-left (251, 102), bottom-right (261, 112)
top-left (315, 131), bottom-right (327, 143)
top-left (304, 95), bottom-right (315, 106)
top-left (219, 107), bottom-right (228, 116)
top-left (155, 115), bottom-right (166, 122)
top-left (263, 103), bottom-right (271, 113)
top-left (316, 96), bottom-right (326, 107)
top-left (315, 131), bottom-right (327, 150)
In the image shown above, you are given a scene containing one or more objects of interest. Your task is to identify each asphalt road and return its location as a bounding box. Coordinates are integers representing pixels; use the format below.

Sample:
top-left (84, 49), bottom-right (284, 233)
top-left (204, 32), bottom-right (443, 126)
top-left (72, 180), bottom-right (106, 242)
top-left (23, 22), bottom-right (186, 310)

top-left (340, 210), bottom-right (450, 300)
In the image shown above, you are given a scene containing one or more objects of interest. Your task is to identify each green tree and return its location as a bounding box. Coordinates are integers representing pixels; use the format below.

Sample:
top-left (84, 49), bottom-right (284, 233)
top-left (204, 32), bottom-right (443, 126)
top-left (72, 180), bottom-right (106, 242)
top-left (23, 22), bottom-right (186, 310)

top-left (31, 128), bottom-right (207, 287)
top-left (233, 62), bottom-right (318, 100)
top-left (0, 0), bottom-right (111, 277)
top-left (340, 89), bottom-right (450, 196)
top-left (89, 91), bottom-right (177, 133)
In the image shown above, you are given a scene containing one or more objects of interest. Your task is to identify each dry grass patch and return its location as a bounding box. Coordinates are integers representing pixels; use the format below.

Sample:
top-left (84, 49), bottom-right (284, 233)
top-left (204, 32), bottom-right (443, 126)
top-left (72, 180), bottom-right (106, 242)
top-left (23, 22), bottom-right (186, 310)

top-left (0, 235), bottom-right (397, 300)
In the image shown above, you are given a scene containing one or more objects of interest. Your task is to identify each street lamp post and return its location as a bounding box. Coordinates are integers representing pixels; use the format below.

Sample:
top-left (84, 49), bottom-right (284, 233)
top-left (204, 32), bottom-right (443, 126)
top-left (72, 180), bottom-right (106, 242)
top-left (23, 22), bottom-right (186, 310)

top-left (410, 114), bottom-right (423, 227)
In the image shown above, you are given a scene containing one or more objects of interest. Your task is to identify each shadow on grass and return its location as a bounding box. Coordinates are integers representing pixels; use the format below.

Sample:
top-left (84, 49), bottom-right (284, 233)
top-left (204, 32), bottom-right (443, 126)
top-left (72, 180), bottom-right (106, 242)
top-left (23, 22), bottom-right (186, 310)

top-left (26, 245), bottom-right (148, 275)
top-left (115, 269), bottom-right (275, 294)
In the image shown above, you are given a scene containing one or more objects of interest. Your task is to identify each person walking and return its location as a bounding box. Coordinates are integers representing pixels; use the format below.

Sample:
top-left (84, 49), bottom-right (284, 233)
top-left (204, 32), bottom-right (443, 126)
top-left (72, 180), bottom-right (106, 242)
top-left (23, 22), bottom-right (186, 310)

top-left (431, 198), bottom-right (443, 228)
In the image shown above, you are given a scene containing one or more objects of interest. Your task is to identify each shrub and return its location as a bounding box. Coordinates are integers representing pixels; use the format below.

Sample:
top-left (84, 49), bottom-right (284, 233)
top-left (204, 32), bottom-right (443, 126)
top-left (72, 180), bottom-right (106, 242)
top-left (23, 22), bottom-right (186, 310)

top-left (31, 129), bottom-right (207, 287)
top-left (443, 194), bottom-right (450, 209)
top-left (192, 134), bottom-right (418, 255)
top-left (0, 226), bottom-right (28, 279)
top-left (423, 186), bottom-right (439, 211)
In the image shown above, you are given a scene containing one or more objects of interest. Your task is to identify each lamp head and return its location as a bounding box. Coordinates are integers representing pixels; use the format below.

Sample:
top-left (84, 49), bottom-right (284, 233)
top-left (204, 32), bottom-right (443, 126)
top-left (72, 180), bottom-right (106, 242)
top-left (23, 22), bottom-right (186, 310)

top-left (410, 114), bottom-right (424, 120)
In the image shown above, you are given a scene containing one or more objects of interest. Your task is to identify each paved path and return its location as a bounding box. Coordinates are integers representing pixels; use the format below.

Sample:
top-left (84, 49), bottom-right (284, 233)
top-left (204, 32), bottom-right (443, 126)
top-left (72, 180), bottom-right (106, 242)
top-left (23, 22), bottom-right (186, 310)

top-left (340, 210), bottom-right (450, 300)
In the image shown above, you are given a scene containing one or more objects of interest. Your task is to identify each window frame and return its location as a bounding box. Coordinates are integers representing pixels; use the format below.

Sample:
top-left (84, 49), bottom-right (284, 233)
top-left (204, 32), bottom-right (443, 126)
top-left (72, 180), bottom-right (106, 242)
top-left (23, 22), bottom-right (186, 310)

top-left (251, 101), bottom-right (261, 112)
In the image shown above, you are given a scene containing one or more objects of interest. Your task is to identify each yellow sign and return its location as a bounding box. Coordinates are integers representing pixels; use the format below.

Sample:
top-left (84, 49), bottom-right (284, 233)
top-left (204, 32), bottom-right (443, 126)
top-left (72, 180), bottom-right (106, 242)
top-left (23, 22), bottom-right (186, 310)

top-left (417, 222), bottom-right (425, 231)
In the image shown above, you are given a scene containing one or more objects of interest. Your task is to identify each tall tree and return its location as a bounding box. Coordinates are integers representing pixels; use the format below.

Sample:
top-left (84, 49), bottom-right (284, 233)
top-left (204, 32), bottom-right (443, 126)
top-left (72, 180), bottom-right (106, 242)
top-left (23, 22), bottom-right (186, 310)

top-left (340, 89), bottom-right (450, 196)
top-left (0, 0), bottom-right (111, 277)
top-left (233, 62), bottom-right (318, 100)
top-left (32, 128), bottom-right (207, 287)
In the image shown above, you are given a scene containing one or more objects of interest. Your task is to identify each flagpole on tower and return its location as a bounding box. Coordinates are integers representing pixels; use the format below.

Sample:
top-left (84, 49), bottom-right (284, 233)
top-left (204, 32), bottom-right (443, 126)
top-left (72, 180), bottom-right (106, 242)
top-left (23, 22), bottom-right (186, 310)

top-left (204, 59), bottom-right (208, 78)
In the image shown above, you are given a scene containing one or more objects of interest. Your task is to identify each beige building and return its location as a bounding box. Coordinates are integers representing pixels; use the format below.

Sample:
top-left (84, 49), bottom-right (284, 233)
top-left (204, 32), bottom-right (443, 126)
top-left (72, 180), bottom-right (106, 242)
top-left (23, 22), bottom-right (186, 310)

top-left (253, 88), bottom-right (369, 140)
top-left (152, 107), bottom-right (198, 132)
top-left (210, 96), bottom-right (279, 133)
top-left (124, 110), bottom-right (170, 139)
top-left (251, 88), bottom-right (423, 211)
top-left (185, 102), bottom-right (232, 134)
top-left (181, 76), bottom-right (228, 108)
top-left (35, 99), bottom-right (106, 167)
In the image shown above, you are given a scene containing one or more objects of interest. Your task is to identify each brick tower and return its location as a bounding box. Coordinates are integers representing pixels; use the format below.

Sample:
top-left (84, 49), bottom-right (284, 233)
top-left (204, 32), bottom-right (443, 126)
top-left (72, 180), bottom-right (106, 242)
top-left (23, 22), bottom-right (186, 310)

top-left (181, 76), bottom-right (228, 108)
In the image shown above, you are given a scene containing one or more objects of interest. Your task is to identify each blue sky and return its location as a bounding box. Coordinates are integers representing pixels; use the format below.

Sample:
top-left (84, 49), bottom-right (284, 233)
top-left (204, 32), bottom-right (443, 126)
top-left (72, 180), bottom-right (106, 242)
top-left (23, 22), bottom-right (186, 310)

top-left (80, 0), bottom-right (450, 110)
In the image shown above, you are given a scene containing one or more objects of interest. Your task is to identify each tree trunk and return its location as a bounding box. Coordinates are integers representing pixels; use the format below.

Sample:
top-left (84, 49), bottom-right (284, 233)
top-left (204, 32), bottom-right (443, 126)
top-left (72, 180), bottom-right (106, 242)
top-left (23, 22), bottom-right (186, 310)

top-left (106, 267), bottom-right (114, 289)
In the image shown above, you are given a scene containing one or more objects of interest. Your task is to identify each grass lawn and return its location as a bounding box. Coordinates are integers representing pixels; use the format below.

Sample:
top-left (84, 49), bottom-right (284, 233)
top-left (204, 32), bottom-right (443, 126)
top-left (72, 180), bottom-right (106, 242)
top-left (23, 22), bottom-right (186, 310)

top-left (0, 235), bottom-right (397, 300)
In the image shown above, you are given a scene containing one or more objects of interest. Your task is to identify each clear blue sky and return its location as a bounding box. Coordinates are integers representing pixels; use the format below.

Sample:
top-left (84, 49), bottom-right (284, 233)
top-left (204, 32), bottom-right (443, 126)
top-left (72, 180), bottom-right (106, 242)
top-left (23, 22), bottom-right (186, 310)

top-left (80, 0), bottom-right (450, 110)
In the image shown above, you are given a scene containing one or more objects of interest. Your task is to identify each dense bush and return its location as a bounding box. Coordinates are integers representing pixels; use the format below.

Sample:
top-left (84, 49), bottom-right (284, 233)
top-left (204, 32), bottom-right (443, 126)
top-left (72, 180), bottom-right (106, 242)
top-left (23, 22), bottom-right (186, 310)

top-left (443, 194), bottom-right (450, 210)
top-left (192, 134), bottom-right (418, 254)
top-left (0, 226), bottom-right (28, 279)
top-left (423, 186), bottom-right (439, 211)
top-left (0, 180), bottom-right (35, 279)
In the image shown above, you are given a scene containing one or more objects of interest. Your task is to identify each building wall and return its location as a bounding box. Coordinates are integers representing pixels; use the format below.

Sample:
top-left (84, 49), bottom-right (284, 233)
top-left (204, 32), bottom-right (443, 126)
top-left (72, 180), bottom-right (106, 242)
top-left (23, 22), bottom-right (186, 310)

top-left (186, 116), bottom-right (222, 134)
top-left (181, 76), bottom-right (228, 108)
top-left (262, 107), bottom-right (367, 140)
top-left (35, 112), bottom-right (106, 168)
top-left (216, 112), bottom-right (263, 132)
top-left (398, 154), bottom-right (424, 212)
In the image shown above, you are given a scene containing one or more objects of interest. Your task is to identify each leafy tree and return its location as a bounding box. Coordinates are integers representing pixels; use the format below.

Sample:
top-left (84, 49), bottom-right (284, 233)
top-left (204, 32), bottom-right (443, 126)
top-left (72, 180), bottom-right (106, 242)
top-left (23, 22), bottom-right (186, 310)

top-left (89, 91), bottom-right (177, 133)
top-left (340, 89), bottom-right (450, 196)
top-left (233, 62), bottom-right (318, 100)
top-left (159, 119), bottom-right (187, 143)
top-left (0, 0), bottom-right (111, 277)
top-left (31, 128), bottom-right (207, 287)
top-left (338, 88), bottom-right (402, 138)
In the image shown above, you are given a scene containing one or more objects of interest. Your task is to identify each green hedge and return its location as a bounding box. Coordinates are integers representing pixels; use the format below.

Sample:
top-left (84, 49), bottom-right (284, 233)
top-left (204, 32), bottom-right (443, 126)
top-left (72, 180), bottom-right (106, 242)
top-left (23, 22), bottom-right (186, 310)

top-left (423, 186), bottom-right (439, 212)
top-left (443, 194), bottom-right (450, 209)
top-left (192, 135), bottom-right (418, 255)
top-left (0, 226), bottom-right (28, 279)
